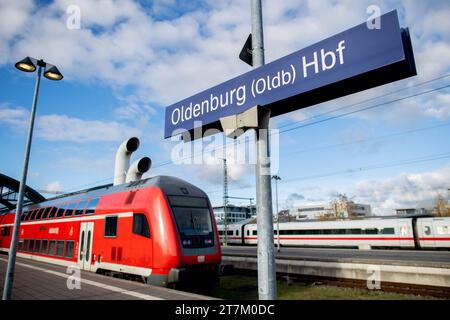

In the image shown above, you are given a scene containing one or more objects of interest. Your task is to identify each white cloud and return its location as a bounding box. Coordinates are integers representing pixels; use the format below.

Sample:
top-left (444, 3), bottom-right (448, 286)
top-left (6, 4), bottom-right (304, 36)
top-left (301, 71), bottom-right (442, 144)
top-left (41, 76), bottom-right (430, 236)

top-left (37, 114), bottom-right (141, 142)
top-left (1, 0), bottom-right (449, 122)
top-left (0, 105), bottom-right (28, 128)
top-left (44, 180), bottom-right (64, 193)
top-left (354, 166), bottom-right (450, 215)
top-left (0, 105), bottom-right (141, 142)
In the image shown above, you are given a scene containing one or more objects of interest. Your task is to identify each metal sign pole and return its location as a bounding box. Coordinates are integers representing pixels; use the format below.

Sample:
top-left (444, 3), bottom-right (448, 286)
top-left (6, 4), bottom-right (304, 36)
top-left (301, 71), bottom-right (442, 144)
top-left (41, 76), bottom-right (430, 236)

top-left (2, 66), bottom-right (42, 300)
top-left (251, 0), bottom-right (277, 300)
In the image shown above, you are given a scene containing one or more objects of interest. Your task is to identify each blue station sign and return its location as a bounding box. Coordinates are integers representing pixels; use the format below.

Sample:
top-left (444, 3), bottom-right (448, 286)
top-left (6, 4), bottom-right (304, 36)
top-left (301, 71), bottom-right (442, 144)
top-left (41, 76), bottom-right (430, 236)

top-left (164, 10), bottom-right (416, 138)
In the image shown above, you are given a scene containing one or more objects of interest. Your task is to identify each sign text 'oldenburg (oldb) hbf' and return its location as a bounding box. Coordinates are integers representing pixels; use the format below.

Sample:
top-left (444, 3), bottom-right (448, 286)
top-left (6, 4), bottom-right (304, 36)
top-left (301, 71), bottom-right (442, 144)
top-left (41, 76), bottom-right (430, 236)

top-left (164, 10), bottom-right (416, 139)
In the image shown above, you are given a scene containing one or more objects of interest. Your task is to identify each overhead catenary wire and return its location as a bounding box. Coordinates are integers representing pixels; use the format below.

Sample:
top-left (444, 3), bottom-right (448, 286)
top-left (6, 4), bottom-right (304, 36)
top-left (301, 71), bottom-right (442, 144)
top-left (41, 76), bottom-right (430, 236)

top-left (53, 76), bottom-right (450, 194)
top-left (205, 151), bottom-right (450, 194)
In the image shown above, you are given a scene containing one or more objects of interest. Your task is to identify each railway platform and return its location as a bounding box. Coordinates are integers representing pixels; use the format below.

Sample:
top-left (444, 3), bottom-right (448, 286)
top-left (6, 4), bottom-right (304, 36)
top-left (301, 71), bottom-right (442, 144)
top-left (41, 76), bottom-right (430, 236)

top-left (221, 246), bottom-right (450, 295)
top-left (0, 255), bottom-right (215, 300)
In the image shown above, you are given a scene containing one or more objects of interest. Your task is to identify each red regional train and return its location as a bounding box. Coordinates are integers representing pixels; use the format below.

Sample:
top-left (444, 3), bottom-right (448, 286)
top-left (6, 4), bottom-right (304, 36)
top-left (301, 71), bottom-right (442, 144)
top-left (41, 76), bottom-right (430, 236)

top-left (0, 176), bottom-right (221, 287)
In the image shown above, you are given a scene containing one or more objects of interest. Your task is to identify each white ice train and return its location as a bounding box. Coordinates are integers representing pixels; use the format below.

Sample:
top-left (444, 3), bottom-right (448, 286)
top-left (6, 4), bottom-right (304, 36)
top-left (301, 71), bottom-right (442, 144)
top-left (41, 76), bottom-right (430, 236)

top-left (217, 216), bottom-right (450, 249)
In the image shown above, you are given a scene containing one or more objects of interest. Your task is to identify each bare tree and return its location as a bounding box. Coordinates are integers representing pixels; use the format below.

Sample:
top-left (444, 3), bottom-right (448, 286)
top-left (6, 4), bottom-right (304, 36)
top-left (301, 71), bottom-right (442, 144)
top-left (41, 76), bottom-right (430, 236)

top-left (434, 192), bottom-right (450, 217)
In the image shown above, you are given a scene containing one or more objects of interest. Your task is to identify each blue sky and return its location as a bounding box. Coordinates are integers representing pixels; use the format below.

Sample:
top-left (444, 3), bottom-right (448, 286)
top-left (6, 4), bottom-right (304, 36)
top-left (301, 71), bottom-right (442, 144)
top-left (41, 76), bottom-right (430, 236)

top-left (0, 0), bottom-right (449, 215)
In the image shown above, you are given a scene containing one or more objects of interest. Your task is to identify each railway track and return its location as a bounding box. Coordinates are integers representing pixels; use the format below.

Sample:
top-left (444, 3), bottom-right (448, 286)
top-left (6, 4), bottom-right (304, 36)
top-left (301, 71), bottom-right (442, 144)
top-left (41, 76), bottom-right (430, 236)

top-left (231, 268), bottom-right (450, 299)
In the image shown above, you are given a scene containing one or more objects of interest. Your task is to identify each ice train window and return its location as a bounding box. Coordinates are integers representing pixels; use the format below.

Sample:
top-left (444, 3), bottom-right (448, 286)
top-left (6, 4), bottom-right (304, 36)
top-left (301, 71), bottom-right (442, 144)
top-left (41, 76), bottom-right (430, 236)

top-left (424, 226), bottom-right (431, 236)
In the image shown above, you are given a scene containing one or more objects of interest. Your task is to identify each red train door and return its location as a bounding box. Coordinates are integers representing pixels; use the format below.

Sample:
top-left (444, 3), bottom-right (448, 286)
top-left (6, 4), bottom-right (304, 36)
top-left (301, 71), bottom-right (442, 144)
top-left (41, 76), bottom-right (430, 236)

top-left (78, 222), bottom-right (94, 271)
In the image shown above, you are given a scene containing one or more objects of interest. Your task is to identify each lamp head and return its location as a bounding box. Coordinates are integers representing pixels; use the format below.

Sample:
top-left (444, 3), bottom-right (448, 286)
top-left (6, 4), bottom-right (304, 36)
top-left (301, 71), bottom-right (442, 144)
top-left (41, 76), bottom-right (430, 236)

top-left (15, 57), bottom-right (36, 72)
top-left (44, 65), bottom-right (63, 81)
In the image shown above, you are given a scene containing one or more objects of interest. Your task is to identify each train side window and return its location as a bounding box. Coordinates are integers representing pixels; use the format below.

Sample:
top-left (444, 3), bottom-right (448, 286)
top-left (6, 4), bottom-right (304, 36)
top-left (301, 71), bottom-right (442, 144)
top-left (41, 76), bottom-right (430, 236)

top-left (104, 216), bottom-right (118, 237)
top-left (133, 213), bottom-right (150, 238)
top-left (36, 208), bottom-right (44, 220)
top-left (41, 240), bottom-right (48, 254)
top-left (18, 240), bottom-right (24, 251)
top-left (25, 210), bottom-right (33, 221)
top-left (24, 239), bottom-right (29, 252)
top-left (56, 240), bottom-right (64, 257)
top-left (48, 240), bottom-right (56, 256)
top-left (65, 201), bottom-right (77, 217)
top-left (65, 241), bottom-right (74, 258)
top-left (75, 200), bottom-right (88, 216)
top-left (424, 226), bottom-right (431, 236)
top-left (34, 240), bottom-right (41, 253)
top-left (252, 230), bottom-right (257, 236)
top-left (247, 230), bottom-right (250, 236)
top-left (48, 206), bottom-right (58, 219)
top-left (41, 207), bottom-right (50, 219)
top-left (85, 198), bottom-right (99, 215)
top-left (30, 210), bottom-right (38, 221)
top-left (29, 239), bottom-right (35, 252)
top-left (56, 203), bottom-right (68, 218)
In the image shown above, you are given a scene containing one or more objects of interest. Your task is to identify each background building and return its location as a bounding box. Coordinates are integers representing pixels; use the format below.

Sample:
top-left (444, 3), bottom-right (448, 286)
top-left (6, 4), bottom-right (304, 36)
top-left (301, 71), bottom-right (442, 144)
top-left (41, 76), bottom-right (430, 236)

top-left (213, 205), bottom-right (256, 224)
top-left (395, 207), bottom-right (434, 215)
top-left (295, 197), bottom-right (372, 221)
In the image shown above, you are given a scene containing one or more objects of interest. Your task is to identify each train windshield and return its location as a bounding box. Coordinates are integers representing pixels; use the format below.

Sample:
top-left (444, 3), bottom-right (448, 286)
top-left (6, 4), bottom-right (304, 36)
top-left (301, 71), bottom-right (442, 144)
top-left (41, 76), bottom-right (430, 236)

top-left (168, 196), bottom-right (215, 248)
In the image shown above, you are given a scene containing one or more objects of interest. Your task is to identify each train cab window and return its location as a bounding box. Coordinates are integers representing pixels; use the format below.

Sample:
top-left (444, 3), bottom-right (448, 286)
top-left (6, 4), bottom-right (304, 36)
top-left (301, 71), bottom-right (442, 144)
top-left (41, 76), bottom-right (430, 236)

top-left (133, 213), bottom-right (150, 238)
top-left (65, 201), bottom-right (77, 217)
top-left (34, 240), bottom-right (41, 253)
top-left (65, 241), bottom-right (74, 258)
top-left (56, 203), bottom-right (68, 218)
top-left (48, 240), bottom-right (56, 256)
top-left (48, 206), bottom-right (58, 219)
top-left (56, 240), bottom-right (64, 257)
top-left (41, 240), bottom-right (48, 254)
top-left (75, 200), bottom-right (88, 216)
top-left (104, 216), bottom-right (118, 237)
top-left (85, 198), bottom-right (99, 215)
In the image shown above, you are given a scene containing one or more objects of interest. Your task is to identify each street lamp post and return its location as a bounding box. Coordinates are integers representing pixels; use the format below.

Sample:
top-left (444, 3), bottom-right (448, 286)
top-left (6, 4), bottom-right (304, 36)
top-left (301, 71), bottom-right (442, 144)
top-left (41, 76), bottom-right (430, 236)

top-left (272, 175), bottom-right (281, 252)
top-left (2, 57), bottom-right (63, 300)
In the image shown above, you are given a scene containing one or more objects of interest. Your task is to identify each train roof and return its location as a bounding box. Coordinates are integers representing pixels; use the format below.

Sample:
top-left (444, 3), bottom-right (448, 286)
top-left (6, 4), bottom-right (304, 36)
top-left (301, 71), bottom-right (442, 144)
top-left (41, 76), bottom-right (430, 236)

top-left (0, 175), bottom-right (207, 215)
